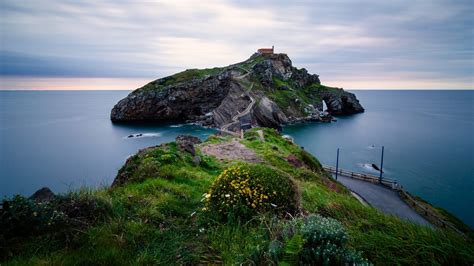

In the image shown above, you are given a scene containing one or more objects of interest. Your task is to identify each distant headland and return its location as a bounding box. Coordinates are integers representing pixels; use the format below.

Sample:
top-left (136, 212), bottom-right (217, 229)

top-left (110, 50), bottom-right (364, 132)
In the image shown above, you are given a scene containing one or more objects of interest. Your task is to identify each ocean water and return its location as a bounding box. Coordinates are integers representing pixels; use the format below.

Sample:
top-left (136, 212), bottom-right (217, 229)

top-left (0, 90), bottom-right (473, 227)
top-left (0, 91), bottom-right (216, 198)
top-left (283, 90), bottom-right (473, 227)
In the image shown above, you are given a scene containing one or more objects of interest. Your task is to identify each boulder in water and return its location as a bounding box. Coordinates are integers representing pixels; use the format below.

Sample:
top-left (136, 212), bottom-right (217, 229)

top-left (371, 163), bottom-right (383, 172)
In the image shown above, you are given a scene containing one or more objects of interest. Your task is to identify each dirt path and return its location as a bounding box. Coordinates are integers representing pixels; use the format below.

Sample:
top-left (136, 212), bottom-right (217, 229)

top-left (200, 139), bottom-right (262, 163)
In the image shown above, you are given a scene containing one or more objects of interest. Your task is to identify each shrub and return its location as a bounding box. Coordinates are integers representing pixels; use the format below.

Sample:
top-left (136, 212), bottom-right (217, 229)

top-left (204, 163), bottom-right (299, 222)
top-left (0, 195), bottom-right (68, 241)
top-left (0, 192), bottom-right (112, 258)
top-left (159, 153), bottom-right (177, 164)
top-left (277, 214), bottom-right (369, 265)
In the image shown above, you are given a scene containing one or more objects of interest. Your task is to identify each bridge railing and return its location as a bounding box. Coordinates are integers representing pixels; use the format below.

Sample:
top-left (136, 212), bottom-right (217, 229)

top-left (323, 166), bottom-right (399, 189)
top-left (323, 165), bottom-right (465, 237)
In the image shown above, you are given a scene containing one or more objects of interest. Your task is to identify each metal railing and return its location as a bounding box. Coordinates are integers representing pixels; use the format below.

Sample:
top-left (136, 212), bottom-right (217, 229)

top-left (323, 166), bottom-right (399, 189)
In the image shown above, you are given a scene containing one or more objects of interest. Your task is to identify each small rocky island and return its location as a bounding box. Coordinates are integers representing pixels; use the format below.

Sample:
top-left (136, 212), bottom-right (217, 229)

top-left (110, 52), bottom-right (364, 131)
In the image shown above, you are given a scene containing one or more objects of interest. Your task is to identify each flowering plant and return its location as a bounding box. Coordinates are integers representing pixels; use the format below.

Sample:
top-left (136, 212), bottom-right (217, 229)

top-left (203, 163), bottom-right (299, 222)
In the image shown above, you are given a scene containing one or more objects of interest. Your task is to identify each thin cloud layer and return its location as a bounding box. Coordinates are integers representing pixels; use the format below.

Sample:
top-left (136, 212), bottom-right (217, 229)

top-left (1, 0), bottom-right (472, 89)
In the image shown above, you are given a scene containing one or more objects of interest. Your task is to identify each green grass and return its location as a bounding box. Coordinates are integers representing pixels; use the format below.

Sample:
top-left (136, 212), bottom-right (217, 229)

top-left (167, 68), bottom-right (224, 83)
top-left (307, 83), bottom-right (344, 97)
top-left (2, 129), bottom-right (473, 265)
top-left (266, 77), bottom-right (325, 116)
top-left (242, 128), bottom-right (327, 179)
top-left (133, 54), bottom-right (265, 94)
top-left (134, 67), bottom-right (226, 93)
top-left (239, 54), bottom-right (265, 70)
top-left (206, 223), bottom-right (270, 263)
top-left (300, 181), bottom-right (474, 265)
top-left (410, 194), bottom-right (474, 237)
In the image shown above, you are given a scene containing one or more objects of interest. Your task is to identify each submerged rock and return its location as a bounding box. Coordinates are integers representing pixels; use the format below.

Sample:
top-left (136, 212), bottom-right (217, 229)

top-left (371, 163), bottom-right (383, 172)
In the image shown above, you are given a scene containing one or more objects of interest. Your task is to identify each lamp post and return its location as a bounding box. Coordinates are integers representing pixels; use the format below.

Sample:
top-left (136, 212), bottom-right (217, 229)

top-left (379, 146), bottom-right (384, 184)
top-left (335, 148), bottom-right (340, 180)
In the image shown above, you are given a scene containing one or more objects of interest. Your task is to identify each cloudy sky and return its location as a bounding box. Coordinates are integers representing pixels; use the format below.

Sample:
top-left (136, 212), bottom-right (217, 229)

top-left (0, 0), bottom-right (472, 90)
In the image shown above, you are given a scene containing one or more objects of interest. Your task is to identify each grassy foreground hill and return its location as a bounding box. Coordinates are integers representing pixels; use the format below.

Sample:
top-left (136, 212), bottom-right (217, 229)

top-left (1, 129), bottom-right (473, 265)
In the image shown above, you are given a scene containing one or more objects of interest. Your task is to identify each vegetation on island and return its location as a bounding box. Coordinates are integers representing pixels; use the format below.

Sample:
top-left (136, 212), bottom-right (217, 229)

top-left (1, 128), bottom-right (473, 265)
top-left (134, 54), bottom-right (265, 94)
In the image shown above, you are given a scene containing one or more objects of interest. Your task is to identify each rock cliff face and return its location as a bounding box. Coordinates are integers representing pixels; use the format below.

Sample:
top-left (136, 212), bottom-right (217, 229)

top-left (111, 53), bottom-right (364, 130)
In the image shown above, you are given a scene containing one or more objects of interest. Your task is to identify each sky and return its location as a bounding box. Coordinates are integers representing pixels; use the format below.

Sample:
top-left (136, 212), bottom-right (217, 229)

top-left (0, 0), bottom-right (473, 90)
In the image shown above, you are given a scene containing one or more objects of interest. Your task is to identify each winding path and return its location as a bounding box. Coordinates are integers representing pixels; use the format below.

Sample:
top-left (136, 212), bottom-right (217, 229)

top-left (220, 87), bottom-right (255, 132)
top-left (220, 67), bottom-right (256, 134)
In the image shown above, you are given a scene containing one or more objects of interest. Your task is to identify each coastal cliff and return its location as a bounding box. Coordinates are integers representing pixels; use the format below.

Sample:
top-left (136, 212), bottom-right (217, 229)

top-left (110, 53), bottom-right (364, 130)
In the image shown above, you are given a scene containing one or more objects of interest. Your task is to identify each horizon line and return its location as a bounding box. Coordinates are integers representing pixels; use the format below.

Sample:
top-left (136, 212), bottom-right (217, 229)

top-left (2, 88), bottom-right (473, 91)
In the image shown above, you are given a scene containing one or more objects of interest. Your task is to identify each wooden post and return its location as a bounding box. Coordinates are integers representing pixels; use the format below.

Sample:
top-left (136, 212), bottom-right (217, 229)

top-left (379, 146), bottom-right (384, 184)
top-left (335, 148), bottom-right (339, 180)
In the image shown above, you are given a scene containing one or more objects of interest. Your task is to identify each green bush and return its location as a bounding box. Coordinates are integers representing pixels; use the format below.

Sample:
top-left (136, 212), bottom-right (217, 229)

top-left (243, 130), bottom-right (260, 141)
top-left (204, 163), bottom-right (299, 222)
top-left (0, 195), bottom-right (68, 240)
top-left (276, 214), bottom-right (369, 265)
top-left (159, 153), bottom-right (177, 164)
top-left (0, 192), bottom-right (112, 259)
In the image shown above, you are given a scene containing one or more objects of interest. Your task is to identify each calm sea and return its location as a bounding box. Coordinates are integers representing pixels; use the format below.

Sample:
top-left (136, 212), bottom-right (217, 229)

top-left (1, 90), bottom-right (473, 227)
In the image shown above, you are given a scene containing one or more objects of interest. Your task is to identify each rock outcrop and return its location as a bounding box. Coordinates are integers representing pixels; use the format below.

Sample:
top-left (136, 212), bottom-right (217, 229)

top-left (30, 187), bottom-right (56, 202)
top-left (253, 96), bottom-right (288, 129)
top-left (176, 135), bottom-right (202, 156)
top-left (111, 73), bottom-right (233, 123)
top-left (111, 53), bottom-right (364, 131)
top-left (320, 89), bottom-right (365, 115)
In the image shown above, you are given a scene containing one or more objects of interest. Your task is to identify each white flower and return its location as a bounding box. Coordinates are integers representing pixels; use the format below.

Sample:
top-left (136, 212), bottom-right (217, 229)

top-left (225, 194), bottom-right (230, 197)
top-left (199, 228), bottom-right (205, 233)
